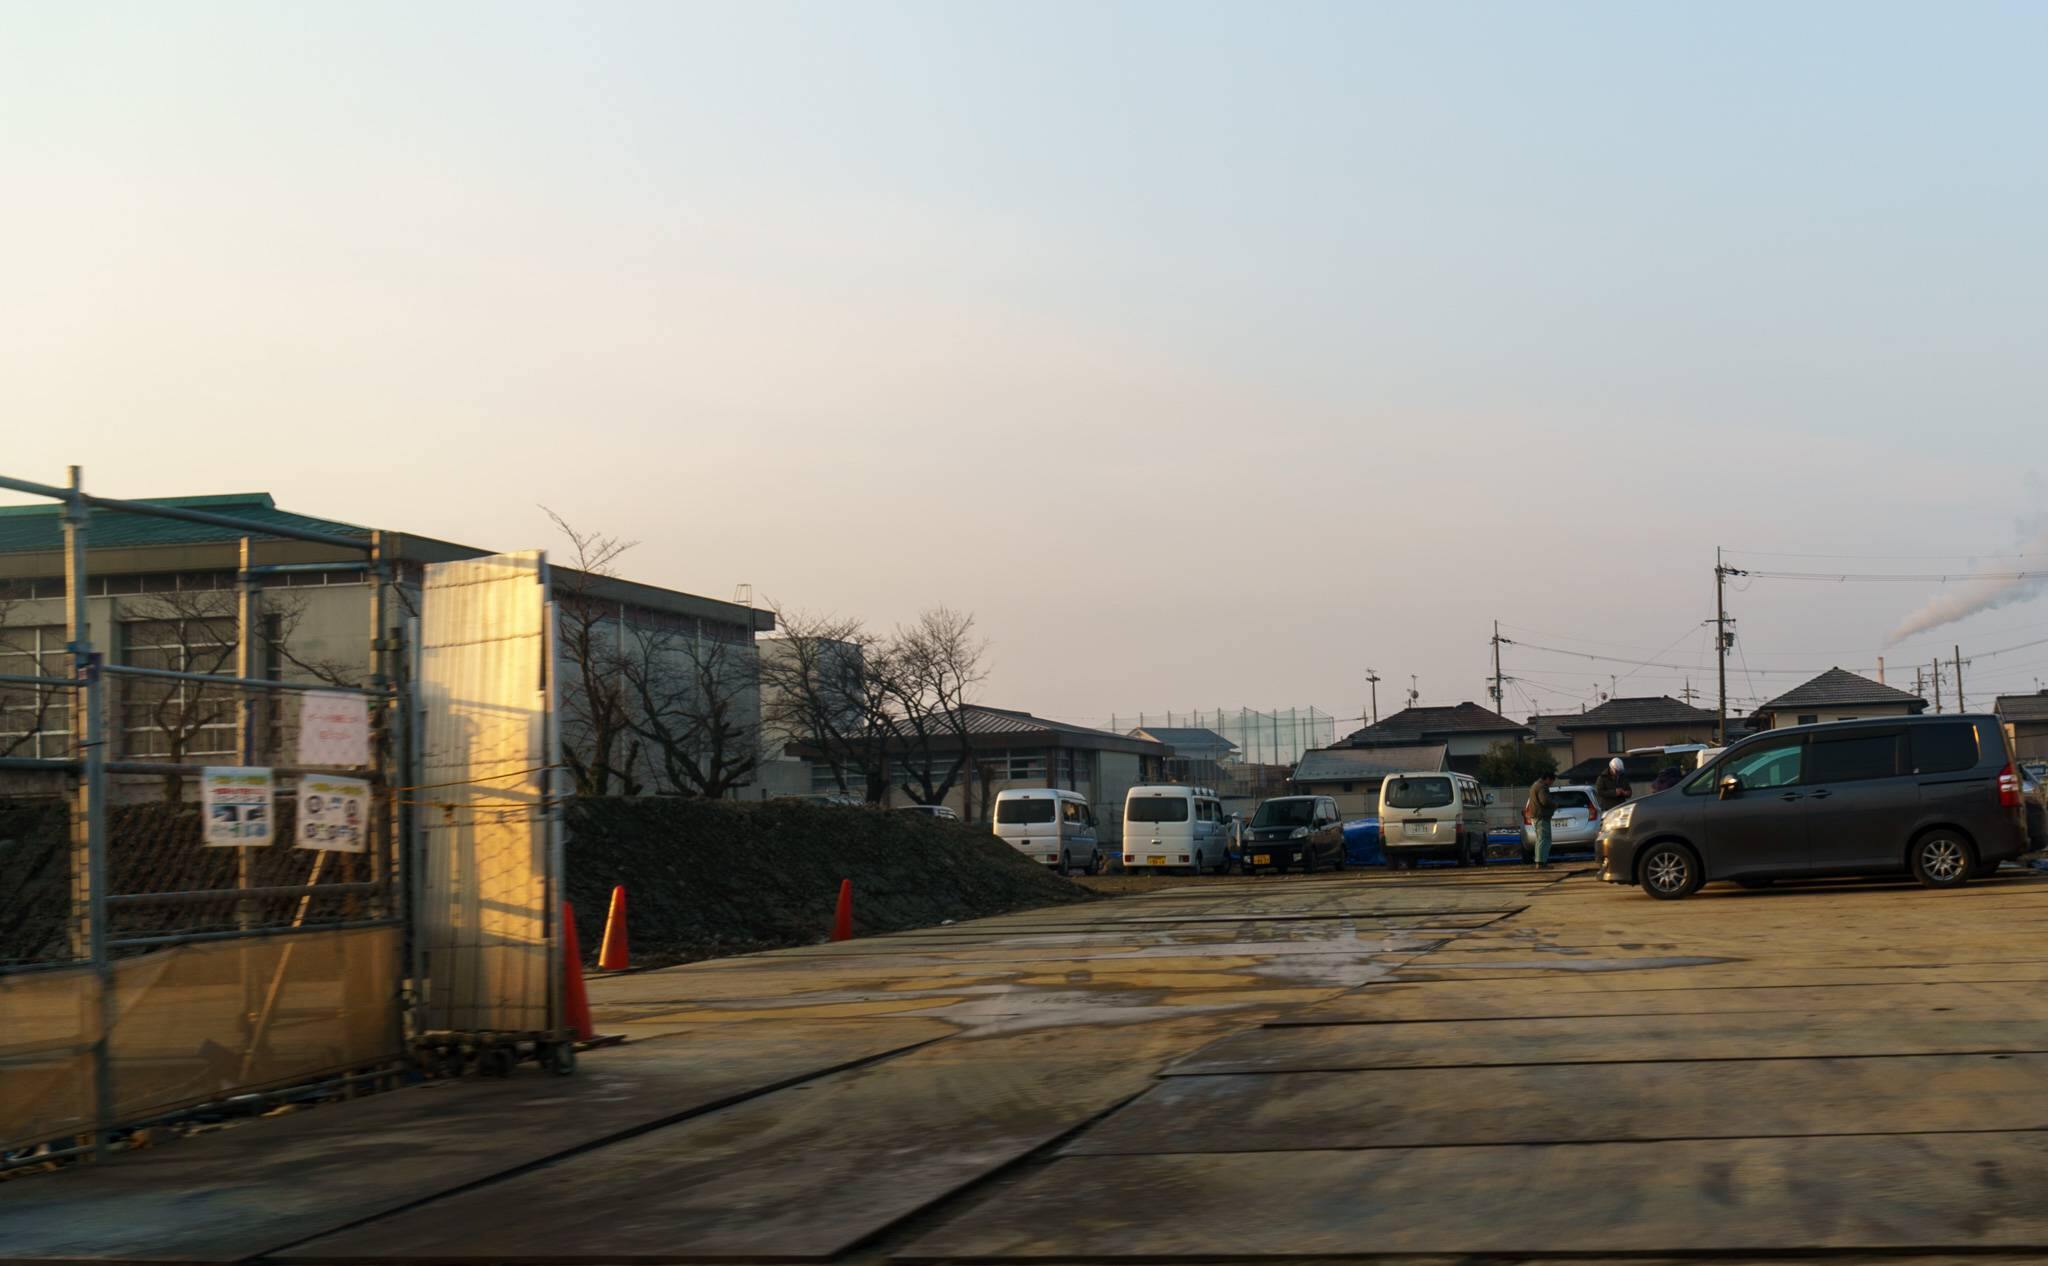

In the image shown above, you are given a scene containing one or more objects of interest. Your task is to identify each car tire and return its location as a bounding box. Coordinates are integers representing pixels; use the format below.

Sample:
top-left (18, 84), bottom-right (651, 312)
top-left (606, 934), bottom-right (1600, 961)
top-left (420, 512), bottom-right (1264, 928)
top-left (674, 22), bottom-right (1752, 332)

top-left (1910, 830), bottom-right (1974, 889)
top-left (1301, 849), bottom-right (1319, 875)
top-left (1638, 841), bottom-right (1702, 901)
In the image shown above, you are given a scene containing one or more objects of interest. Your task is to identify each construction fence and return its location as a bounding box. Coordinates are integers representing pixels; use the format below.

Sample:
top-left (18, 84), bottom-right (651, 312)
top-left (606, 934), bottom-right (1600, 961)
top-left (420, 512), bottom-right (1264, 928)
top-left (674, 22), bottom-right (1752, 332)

top-left (0, 470), bottom-right (566, 1164)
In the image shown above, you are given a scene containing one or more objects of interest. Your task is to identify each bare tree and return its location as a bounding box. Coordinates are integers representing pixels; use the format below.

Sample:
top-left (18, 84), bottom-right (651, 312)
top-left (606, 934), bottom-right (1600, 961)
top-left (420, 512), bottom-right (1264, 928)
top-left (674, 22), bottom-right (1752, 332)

top-left (618, 619), bottom-right (761, 799)
top-left (0, 583), bottom-right (62, 761)
top-left (119, 587), bottom-right (345, 801)
top-left (886, 608), bottom-right (989, 816)
top-left (759, 608), bottom-right (868, 794)
top-left (544, 508), bottom-right (642, 797)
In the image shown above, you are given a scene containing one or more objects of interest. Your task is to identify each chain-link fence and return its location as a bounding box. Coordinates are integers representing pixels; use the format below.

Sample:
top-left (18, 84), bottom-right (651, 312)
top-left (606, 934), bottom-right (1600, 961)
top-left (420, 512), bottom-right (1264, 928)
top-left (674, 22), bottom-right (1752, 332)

top-left (1109, 707), bottom-right (1341, 768)
top-left (0, 472), bottom-right (405, 1164)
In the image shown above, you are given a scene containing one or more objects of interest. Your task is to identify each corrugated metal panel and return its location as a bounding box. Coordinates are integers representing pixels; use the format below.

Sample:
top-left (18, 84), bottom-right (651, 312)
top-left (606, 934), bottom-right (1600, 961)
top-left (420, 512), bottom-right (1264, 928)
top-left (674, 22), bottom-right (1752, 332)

top-left (414, 552), bottom-right (557, 1034)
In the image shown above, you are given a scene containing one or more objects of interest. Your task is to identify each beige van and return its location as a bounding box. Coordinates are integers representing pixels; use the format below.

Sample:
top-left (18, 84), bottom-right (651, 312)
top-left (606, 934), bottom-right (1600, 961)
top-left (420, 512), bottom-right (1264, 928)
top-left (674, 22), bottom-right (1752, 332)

top-left (1379, 771), bottom-right (1490, 868)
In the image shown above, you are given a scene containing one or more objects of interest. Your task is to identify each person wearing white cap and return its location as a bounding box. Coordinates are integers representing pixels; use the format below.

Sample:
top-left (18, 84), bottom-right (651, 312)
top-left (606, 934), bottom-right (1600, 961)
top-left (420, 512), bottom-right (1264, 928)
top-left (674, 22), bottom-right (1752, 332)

top-left (1593, 756), bottom-right (1633, 815)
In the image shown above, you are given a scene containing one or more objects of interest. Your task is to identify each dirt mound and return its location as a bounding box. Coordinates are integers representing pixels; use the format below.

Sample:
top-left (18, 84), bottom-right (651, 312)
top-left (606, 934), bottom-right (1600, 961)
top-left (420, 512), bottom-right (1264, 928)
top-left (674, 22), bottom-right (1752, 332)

top-left (564, 799), bottom-right (1093, 966)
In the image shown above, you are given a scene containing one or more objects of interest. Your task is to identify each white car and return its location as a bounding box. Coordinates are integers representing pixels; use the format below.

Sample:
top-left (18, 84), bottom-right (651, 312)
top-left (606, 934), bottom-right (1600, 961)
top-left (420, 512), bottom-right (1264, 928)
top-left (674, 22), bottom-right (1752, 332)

top-left (898, 804), bottom-right (960, 821)
top-left (1522, 783), bottom-right (1603, 861)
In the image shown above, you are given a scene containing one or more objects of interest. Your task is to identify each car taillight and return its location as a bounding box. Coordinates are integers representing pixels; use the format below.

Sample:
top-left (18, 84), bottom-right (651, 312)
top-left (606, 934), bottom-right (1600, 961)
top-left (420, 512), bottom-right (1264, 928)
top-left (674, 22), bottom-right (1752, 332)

top-left (1999, 763), bottom-right (2022, 809)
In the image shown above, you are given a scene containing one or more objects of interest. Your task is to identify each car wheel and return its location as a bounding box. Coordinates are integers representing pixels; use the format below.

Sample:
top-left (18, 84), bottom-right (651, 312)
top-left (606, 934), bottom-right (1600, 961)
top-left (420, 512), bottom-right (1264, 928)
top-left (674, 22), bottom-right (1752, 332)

top-left (1638, 842), bottom-right (1701, 900)
top-left (1735, 877), bottom-right (1775, 890)
top-left (1910, 830), bottom-right (1974, 889)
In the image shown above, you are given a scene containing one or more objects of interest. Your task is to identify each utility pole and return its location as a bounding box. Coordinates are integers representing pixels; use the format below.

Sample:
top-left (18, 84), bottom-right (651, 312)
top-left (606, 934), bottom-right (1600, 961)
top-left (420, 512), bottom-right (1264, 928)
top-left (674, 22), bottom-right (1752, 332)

top-left (1364, 669), bottom-right (1381, 725)
top-left (1915, 666), bottom-right (1924, 703)
top-left (1932, 659), bottom-right (1942, 713)
top-left (1954, 645), bottom-right (1966, 712)
top-left (1680, 679), bottom-right (1698, 706)
top-left (1714, 548), bottom-right (1744, 744)
top-left (1490, 622), bottom-right (1508, 718)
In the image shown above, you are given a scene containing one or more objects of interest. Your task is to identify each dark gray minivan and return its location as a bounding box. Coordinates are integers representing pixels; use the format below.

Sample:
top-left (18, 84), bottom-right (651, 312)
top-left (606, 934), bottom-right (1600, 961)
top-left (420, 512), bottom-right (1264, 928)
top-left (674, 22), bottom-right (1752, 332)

top-left (1597, 714), bottom-right (2028, 900)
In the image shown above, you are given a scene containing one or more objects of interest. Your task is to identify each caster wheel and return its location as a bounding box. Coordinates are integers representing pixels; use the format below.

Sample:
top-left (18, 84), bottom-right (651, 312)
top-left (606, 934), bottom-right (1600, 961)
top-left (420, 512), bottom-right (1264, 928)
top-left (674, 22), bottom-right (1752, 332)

top-left (544, 1040), bottom-right (577, 1076)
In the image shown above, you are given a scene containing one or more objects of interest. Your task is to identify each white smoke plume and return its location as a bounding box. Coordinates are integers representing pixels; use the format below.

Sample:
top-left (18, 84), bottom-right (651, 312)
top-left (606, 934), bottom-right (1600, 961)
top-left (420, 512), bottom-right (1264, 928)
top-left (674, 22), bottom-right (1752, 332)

top-left (1887, 505), bottom-right (2048, 645)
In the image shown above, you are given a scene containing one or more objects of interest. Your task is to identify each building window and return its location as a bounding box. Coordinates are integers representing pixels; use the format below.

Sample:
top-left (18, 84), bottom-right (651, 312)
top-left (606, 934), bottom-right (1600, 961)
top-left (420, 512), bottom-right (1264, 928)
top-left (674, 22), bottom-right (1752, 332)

top-left (1606, 730), bottom-right (1626, 753)
top-left (118, 617), bottom-right (241, 758)
top-left (0, 624), bottom-right (73, 759)
top-left (1798, 714), bottom-right (1818, 726)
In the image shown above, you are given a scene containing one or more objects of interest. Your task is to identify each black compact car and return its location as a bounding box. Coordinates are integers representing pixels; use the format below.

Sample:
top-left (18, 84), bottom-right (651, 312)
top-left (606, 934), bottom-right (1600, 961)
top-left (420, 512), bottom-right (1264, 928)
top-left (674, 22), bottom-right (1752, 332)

top-left (1240, 795), bottom-right (1347, 873)
top-left (1598, 714), bottom-right (2029, 900)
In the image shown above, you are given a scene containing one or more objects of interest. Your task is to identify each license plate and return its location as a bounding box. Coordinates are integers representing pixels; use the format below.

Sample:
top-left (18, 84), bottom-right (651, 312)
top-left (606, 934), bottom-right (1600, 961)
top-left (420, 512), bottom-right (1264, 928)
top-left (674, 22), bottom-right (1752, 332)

top-left (1552, 815), bottom-right (1573, 823)
top-left (1147, 855), bottom-right (1166, 866)
top-left (1251, 854), bottom-right (1271, 865)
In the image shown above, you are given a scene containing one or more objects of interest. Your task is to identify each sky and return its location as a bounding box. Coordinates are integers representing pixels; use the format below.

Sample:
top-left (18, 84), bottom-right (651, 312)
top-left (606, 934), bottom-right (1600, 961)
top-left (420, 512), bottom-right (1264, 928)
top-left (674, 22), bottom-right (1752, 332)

top-left (5, 1), bottom-right (2046, 732)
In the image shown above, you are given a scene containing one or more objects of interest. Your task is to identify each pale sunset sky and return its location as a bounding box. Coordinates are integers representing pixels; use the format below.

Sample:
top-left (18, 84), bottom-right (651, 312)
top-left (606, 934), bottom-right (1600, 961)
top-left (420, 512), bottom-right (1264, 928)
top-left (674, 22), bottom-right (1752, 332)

top-left (5, 2), bottom-right (2046, 728)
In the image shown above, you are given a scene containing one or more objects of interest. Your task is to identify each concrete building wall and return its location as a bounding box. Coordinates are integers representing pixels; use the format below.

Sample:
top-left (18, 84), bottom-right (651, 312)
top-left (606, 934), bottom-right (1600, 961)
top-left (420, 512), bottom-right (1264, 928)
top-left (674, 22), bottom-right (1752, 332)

top-left (2002, 722), bottom-right (2048, 761)
top-left (1567, 721), bottom-right (1718, 764)
top-left (1762, 702), bottom-right (1919, 730)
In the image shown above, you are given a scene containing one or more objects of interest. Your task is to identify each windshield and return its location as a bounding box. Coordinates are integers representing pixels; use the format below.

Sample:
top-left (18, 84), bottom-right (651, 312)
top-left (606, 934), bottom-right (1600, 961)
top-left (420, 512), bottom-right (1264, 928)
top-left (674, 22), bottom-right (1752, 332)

top-left (1384, 777), bottom-right (1453, 810)
top-left (1551, 790), bottom-right (1593, 812)
top-left (1127, 796), bottom-right (1190, 822)
top-left (1252, 799), bottom-right (1317, 827)
top-left (994, 799), bottom-right (1055, 824)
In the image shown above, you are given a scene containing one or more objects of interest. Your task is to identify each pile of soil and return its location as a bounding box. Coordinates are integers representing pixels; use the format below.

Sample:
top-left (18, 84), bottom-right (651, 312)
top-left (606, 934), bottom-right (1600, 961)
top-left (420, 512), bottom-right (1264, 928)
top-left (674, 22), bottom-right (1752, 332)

top-left (564, 799), bottom-right (1094, 966)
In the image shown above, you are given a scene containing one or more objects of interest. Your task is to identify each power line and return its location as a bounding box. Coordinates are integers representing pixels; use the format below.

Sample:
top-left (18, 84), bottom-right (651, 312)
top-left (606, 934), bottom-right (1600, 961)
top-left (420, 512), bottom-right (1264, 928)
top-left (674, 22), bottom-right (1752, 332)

top-left (1724, 547), bottom-right (2048, 561)
top-left (1740, 568), bottom-right (2048, 583)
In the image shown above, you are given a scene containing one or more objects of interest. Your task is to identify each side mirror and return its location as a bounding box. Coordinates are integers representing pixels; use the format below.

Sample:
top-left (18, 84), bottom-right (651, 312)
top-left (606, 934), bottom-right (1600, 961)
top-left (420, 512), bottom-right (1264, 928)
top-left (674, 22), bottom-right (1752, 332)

top-left (1717, 775), bottom-right (1742, 800)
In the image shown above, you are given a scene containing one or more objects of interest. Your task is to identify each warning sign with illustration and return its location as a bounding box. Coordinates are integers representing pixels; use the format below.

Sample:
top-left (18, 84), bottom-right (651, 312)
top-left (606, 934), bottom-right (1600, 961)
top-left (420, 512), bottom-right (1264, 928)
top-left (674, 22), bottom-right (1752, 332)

top-left (297, 775), bottom-right (370, 853)
top-left (202, 766), bottom-right (275, 848)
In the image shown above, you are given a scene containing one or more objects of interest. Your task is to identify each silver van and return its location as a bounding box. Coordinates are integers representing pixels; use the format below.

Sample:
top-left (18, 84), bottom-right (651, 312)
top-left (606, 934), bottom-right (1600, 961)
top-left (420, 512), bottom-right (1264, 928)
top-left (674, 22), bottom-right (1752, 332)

top-left (992, 788), bottom-right (1100, 874)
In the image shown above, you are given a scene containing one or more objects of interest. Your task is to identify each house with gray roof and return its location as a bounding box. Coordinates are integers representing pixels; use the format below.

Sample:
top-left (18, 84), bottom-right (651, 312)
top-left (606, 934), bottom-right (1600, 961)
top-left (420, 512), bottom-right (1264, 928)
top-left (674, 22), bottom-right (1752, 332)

top-left (1754, 668), bottom-right (1927, 731)
top-left (1554, 696), bottom-right (1720, 765)
top-left (1994, 691), bottom-right (2048, 762)
top-left (817, 705), bottom-right (1169, 829)
top-left (1291, 743), bottom-right (1448, 818)
top-left (1336, 702), bottom-right (1529, 776)
top-left (1526, 713), bottom-right (1575, 770)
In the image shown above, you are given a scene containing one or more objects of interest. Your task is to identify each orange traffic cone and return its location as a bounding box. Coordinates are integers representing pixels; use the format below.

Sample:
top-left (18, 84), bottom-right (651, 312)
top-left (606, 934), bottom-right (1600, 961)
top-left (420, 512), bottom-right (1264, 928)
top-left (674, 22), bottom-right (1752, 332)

top-left (597, 884), bottom-right (629, 971)
top-left (560, 900), bottom-right (593, 1042)
top-left (831, 879), bottom-right (853, 942)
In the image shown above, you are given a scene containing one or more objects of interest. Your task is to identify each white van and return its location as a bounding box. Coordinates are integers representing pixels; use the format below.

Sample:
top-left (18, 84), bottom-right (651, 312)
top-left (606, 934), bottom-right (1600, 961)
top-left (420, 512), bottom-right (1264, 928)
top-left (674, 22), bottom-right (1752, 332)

top-left (1378, 771), bottom-right (1490, 869)
top-left (992, 788), bottom-right (1100, 874)
top-left (1122, 785), bottom-right (1230, 875)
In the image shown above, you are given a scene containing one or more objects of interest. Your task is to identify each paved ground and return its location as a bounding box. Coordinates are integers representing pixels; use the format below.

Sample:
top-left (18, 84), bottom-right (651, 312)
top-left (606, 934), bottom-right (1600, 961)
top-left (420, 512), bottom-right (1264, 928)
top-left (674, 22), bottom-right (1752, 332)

top-left (9, 862), bottom-right (2048, 1263)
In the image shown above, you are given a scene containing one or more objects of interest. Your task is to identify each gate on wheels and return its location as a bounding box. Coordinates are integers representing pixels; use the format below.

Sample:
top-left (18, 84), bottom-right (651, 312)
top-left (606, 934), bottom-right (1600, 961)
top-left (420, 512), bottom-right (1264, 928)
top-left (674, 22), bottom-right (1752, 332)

top-left (0, 470), bottom-right (569, 1168)
top-left (409, 551), bottom-right (571, 1075)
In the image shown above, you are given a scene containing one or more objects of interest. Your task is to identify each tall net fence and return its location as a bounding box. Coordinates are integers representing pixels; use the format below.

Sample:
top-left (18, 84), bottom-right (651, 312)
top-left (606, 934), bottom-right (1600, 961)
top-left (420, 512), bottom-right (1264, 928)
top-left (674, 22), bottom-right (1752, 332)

top-left (1108, 707), bottom-right (1341, 768)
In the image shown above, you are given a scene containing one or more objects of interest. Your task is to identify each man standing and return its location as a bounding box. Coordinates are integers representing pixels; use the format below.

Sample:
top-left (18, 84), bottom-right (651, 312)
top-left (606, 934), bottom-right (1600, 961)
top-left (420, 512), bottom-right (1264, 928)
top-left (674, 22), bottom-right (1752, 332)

top-left (1594, 756), bottom-right (1633, 813)
top-left (1526, 771), bottom-right (1558, 868)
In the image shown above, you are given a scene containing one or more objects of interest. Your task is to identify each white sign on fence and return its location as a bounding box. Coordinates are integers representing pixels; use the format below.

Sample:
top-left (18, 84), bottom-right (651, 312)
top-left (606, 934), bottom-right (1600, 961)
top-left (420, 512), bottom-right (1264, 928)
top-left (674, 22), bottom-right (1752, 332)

top-left (297, 691), bottom-right (370, 768)
top-left (296, 774), bottom-right (369, 853)
top-left (203, 766), bottom-right (275, 847)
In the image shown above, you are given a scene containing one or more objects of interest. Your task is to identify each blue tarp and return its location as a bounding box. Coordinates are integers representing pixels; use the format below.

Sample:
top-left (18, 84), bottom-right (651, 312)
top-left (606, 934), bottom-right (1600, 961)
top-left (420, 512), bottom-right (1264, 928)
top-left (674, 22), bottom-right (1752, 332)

top-left (1342, 818), bottom-right (1382, 866)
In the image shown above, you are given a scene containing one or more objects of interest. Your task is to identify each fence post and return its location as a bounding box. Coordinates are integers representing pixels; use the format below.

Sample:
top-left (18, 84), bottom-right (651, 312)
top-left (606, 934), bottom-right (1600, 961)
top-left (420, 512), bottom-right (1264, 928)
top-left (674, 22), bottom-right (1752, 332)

top-left (62, 467), bottom-right (114, 1158)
